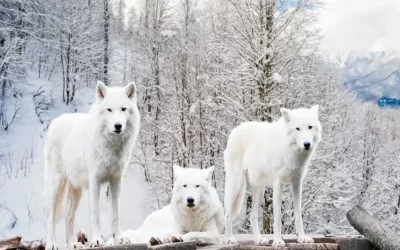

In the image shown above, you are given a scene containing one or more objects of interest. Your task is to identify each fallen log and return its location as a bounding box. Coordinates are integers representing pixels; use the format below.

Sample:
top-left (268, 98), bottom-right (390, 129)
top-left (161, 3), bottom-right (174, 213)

top-left (347, 205), bottom-right (400, 250)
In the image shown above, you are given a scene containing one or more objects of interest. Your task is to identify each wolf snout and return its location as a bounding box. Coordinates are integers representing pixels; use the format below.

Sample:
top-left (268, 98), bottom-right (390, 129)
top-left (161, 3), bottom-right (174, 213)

top-left (114, 123), bottom-right (122, 133)
top-left (303, 142), bottom-right (311, 150)
top-left (187, 197), bottom-right (195, 207)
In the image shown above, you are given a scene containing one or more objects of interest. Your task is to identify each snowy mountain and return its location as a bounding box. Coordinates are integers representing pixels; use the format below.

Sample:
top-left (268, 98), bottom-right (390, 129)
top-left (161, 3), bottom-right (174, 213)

top-left (327, 51), bottom-right (400, 104)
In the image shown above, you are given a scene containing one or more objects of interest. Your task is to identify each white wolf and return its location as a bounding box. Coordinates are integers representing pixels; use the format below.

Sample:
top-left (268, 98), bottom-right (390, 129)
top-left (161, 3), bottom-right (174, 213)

top-left (43, 82), bottom-right (140, 250)
top-left (224, 106), bottom-right (322, 247)
top-left (107, 165), bottom-right (225, 246)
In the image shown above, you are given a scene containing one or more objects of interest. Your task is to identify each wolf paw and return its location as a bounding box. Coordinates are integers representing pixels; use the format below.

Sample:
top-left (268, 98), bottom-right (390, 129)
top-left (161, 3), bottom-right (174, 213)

top-left (253, 236), bottom-right (269, 245)
top-left (89, 237), bottom-right (104, 248)
top-left (297, 235), bottom-right (314, 243)
top-left (68, 242), bottom-right (85, 249)
top-left (224, 236), bottom-right (237, 245)
top-left (45, 243), bottom-right (58, 250)
top-left (149, 235), bottom-right (174, 246)
top-left (116, 236), bottom-right (131, 245)
top-left (105, 237), bottom-right (115, 246)
top-left (272, 238), bottom-right (285, 247)
top-left (171, 236), bottom-right (184, 243)
top-left (149, 237), bottom-right (162, 246)
top-left (77, 229), bottom-right (88, 245)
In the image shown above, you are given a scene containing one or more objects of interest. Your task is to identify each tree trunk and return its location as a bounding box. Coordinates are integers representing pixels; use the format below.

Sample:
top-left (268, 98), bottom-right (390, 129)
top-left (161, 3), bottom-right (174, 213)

top-left (60, 48), bottom-right (65, 103)
top-left (65, 33), bottom-right (71, 105)
top-left (245, 0), bottom-right (276, 233)
top-left (103, 0), bottom-right (110, 85)
top-left (152, 20), bottom-right (161, 156)
top-left (0, 68), bottom-right (7, 128)
top-left (262, 189), bottom-right (273, 233)
top-left (153, 48), bottom-right (161, 156)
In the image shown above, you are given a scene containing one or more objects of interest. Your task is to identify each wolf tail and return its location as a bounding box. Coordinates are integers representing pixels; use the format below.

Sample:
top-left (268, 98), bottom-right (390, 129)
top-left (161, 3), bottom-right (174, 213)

top-left (223, 146), bottom-right (247, 224)
top-left (43, 140), bottom-right (68, 223)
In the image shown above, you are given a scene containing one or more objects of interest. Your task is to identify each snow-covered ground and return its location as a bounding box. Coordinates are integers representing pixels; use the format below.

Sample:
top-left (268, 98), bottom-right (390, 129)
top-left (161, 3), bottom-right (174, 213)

top-left (0, 73), bottom-right (150, 247)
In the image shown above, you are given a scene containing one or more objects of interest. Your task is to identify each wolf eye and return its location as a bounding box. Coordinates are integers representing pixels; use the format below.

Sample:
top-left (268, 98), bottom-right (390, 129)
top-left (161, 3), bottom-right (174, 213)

top-left (309, 126), bottom-right (313, 129)
top-left (296, 127), bottom-right (300, 131)
top-left (121, 107), bottom-right (126, 111)
top-left (107, 108), bottom-right (112, 112)
top-left (196, 185), bottom-right (200, 188)
top-left (183, 185), bottom-right (187, 188)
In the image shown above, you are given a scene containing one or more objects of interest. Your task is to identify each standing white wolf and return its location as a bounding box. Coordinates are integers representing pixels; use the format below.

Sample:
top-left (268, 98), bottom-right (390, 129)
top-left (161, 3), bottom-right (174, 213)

top-left (107, 165), bottom-right (224, 246)
top-left (43, 82), bottom-right (140, 250)
top-left (224, 106), bottom-right (322, 247)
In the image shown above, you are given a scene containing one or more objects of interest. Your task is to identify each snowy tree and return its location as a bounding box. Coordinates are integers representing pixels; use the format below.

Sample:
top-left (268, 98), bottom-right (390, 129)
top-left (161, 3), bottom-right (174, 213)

top-left (0, 0), bottom-right (38, 130)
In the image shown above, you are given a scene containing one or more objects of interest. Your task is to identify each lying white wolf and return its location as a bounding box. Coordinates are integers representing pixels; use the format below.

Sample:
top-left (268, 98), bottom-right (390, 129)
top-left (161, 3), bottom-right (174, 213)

top-left (224, 106), bottom-right (322, 247)
top-left (43, 82), bottom-right (140, 250)
top-left (107, 165), bottom-right (224, 246)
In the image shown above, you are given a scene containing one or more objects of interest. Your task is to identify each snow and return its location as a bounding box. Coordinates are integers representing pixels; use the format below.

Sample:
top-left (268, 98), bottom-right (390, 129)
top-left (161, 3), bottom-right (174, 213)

top-left (272, 72), bottom-right (283, 83)
top-left (0, 74), bottom-right (150, 247)
top-left (189, 103), bottom-right (198, 116)
top-left (265, 48), bottom-right (273, 56)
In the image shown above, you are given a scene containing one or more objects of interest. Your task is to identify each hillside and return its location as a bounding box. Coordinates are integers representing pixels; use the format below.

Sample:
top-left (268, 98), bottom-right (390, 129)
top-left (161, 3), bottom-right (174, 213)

top-left (328, 51), bottom-right (400, 104)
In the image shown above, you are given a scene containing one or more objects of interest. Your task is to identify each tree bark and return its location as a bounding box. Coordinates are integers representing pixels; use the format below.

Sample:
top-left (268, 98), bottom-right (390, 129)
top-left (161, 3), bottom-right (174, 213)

top-left (103, 0), bottom-right (110, 85)
top-left (347, 205), bottom-right (400, 250)
top-left (65, 33), bottom-right (71, 105)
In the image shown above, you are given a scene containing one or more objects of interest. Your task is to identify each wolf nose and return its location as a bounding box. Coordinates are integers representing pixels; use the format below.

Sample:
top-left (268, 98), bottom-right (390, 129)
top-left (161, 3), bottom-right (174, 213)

top-left (187, 197), bottom-right (194, 204)
top-left (304, 142), bottom-right (311, 150)
top-left (114, 123), bottom-right (122, 131)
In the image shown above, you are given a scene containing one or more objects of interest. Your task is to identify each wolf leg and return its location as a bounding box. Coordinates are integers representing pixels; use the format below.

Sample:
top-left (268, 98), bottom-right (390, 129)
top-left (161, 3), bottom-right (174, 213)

top-left (66, 187), bottom-right (84, 249)
top-left (110, 175), bottom-right (130, 245)
top-left (292, 179), bottom-right (313, 244)
top-left (272, 180), bottom-right (285, 247)
top-left (179, 231), bottom-right (220, 245)
top-left (88, 176), bottom-right (104, 247)
top-left (45, 175), bottom-right (65, 250)
top-left (223, 168), bottom-right (246, 244)
top-left (175, 219), bottom-right (221, 245)
top-left (249, 185), bottom-right (269, 245)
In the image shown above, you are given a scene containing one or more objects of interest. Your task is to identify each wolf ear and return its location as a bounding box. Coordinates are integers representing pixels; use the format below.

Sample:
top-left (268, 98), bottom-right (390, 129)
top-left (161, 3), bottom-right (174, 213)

top-left (96, 81), bottom-right (107, 101)
top-left (280, 108), bottom-right (291, 123)
top-left (310, 105), bottom-right (319, 116)
top-left (205, 166), bottom-right (215, 183)
top-left (173, 165), bottom-right (183, 182)
top-left (125, 82), bottom-right (136, 100)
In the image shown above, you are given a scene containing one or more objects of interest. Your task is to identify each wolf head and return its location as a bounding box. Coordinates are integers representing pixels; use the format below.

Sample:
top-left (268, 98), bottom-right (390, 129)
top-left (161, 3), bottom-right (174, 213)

top-left (280, 105), bottom-right (322, 153)
top-left (171, 165), bottom-right (215, 209)
top-left (94, 81), bottom-right (138, 135)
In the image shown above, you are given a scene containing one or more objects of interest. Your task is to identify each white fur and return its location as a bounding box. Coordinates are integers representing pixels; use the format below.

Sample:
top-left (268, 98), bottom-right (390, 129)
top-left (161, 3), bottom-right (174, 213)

top-left (108, 166), bottom-right (225, 246)
top-left (223, 105), bottom-right (322, 247)
top-left (43, 82), bottom-right (140, 250)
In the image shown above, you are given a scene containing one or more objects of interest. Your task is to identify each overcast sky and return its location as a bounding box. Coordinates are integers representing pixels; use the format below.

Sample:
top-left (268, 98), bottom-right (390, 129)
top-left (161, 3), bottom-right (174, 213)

top-left (320, 0), bottom-right (400, 53)
top-left (124, 0), bottom-right (400, 54)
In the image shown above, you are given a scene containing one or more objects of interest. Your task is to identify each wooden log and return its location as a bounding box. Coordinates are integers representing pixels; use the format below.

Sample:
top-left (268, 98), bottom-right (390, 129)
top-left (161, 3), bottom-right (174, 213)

top-left (150, 242), bottom-right (196, 250)
top-left (347, 205), bottom-right (400, 250)
top-left (216, 243), bottom-right (338, 250)
top-left (95, 244), bottom-right (148, 250)
top-left (0, 236), bottom-right (22, 250)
